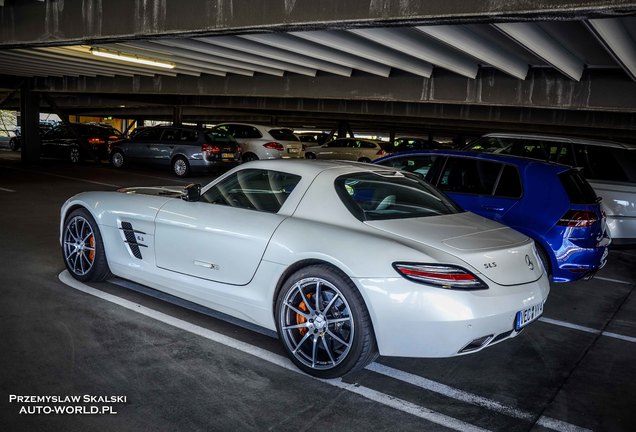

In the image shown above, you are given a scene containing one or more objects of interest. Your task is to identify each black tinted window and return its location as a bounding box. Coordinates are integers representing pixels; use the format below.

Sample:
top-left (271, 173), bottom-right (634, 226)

top-left (573, 144), bottom-right (634, 183)
top-left (160, 128), bottom-right (180, 141)
top-left (438, 158), bottom-right (500, 195)
top-left (204, 131), bottom-right (237, 146)
top-left (494, 165), bottom-right (523, 198)
top-left (232, 125), bottom-right (262, 139)
top-left (134, 128), bottom-right (164, 141)
top-left (269, 129), bottom-right (298, 141)
top-left (327, 140), bottom-right (347, 148)
top-left (336, 171), bottom-right (460, 221)
top-left (178, 129), bottom-right (198, 142)
top-left (201, 169), bottom-right (301, 213)
top-left (559, 170), bottom-right (598, 204)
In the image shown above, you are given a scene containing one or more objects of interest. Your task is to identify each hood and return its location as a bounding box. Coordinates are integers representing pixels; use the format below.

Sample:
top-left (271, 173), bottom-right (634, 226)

top-left (365, 212), bottom-right (544, 286)
top-left (116, 186), bottom-right (184, 198)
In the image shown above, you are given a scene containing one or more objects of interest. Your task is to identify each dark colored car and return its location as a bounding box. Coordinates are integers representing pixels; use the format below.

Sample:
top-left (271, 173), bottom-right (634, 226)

top-left (375, 150), bottom-right (611, 283)
top-left (8, 123), bottom-right (55, 151)
top-left (110, 125), bottom-right (241, 177)
top-left (37, 123), bottom-right (122, 163)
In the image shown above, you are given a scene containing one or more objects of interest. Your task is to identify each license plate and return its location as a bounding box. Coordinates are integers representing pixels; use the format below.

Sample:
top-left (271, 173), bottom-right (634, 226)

top-left (288, 148), bottom-right (299, 153)
top-left (221, 153), bottom-right (235, 159)
top-left (515, 302), bottom-right (544, 331)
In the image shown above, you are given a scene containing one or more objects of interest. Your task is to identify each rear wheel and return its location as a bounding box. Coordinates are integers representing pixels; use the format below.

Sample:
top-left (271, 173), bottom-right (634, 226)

top-left (172, 156), bottom-right (191, 178)
top-left (62, 208), bottom-right (111, 282)
top-left (358, 157), bottom-right (371, 163)
top-left (305, 152), bottom-right (316, 159)
top-left (8, 138), bottom-right (19, 151)
top-left (275, 265), bottom-right (377, 378)
top-left (242, 153), bottom-right (258, 163)
top-left (69, 146), bottom-right (81, 164)
top-left (110, 150), bottom-right (125, 168)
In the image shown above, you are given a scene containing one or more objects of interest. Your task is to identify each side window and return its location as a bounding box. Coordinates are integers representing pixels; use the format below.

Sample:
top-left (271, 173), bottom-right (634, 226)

top-left (179, 129), bottom-right (198, 142)
top-left (376, 155), bottom-right (437, 178)
top-left (494, 165), bottom-right (523, 198)
top-left (467, 137), bottom-right (506, 152)
top-left (438, 158), bottom-right (500, 195)
top-left (213, 125), bottom-right (233, 135)
top-left (328, 140), bottom-right (346, 148)
top-left (233, 125), bottom-right (262, 139)
top-left (200, 169), bottom-right (301, 213)
top-left (160, 128), bottom-right (180, 141)
top-left (134, 128), bottom-right (164, 142)
top-left (554, 142), bottom-right (575, 166)
top-left (359, 141), bottom-right (376, 149)
top-left (574, 145), bottom-right (629, 182)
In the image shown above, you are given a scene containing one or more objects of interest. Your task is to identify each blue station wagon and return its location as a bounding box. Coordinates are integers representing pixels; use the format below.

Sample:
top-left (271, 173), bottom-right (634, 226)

top-left (375, 150), bottom-right (611, 282)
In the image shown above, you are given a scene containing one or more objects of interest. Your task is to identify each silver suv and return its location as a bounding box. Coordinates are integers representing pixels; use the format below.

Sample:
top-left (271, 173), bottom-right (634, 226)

top-left (210, 123), bottom-right (304, 162)
top-left (110, 126), bottom-right (240, 177)
top-left (465, 133), bottom-right (636, 246)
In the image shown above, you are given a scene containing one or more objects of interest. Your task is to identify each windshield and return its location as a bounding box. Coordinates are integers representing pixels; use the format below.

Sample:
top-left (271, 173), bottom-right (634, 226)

top-left (269, 129), bottom-right (299, 141)
top-left (335, 171), bottom-right (461, 221)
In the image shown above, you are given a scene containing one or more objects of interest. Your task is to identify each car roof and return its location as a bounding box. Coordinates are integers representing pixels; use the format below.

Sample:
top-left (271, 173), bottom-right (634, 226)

top-left (481, 133), bottom-right (636, 150)
top-left (236, 159), bottom-right (402, 177)
top-left (214, 122), bottom-right (292, 130)
top-left (375, 149), bottom-right (573, 172)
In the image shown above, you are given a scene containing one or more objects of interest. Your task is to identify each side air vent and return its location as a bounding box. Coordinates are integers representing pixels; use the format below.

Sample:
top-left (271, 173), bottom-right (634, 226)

top-left (120, 221), bottom-right (147, 259)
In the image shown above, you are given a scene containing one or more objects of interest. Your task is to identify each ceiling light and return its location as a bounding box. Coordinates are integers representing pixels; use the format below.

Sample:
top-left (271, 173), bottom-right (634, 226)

top-left (90, 47), bottom-right (175, 69)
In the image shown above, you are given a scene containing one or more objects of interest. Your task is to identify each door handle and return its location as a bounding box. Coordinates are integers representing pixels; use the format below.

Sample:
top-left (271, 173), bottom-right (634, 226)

top-left (482, 206), bottom-right (504, 212)
top-left (194, 260), bottom-right (219, 270)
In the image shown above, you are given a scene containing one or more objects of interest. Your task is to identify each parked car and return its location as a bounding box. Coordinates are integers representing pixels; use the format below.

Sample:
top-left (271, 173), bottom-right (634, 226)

top-left (465, 133), bottom-right (636, 246)
top-left (306, 137), bottom-right (386, 162)
top-left (110, 126), bottom-right (240, 177)
top-left (210, 123), bottom-right (304, 162)
top-left (35, 123), bottom-right (122, 163)
top-left (61, 160), bottom-right (549, 378)
top-left (297, 132), bottom-right (331, 147)
top-left (375, 150), bottom-right (611, 282)
top-left (389, 137), bottom-right (435, 154)
top-left (8, 123), bottom-right (56, 151)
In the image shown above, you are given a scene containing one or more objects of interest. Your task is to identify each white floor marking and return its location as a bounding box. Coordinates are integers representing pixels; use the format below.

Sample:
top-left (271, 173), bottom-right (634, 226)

top-left (540, 317), bottom-right (636, 344)
top-left (58, 271), bottom-right (487, 432)
top-left (594, 276), bottom-right (632, 285)
top-left (0, 186), bottom-right (16, 192)
top-left (366, 363), bottom-right (591, 432)
top-left (0, 164), bottom-right (121, 188)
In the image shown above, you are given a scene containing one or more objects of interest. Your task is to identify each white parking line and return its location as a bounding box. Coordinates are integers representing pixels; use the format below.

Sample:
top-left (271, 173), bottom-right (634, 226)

top-left (0, 164), bottom-right (121, 188)
top-left (594, 276), bottom-right (633, 285)
top-left (366, 363), bottom-right (591, 432)
top-left (0, 186), bottom-right (16, 192)
top-left (58, 271), bottom-right (488, 432)
top-left (540, 317), bottom-right (636, 344)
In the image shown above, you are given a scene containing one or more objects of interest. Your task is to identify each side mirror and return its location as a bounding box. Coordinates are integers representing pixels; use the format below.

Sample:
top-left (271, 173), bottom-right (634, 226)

top-left (182, 183), bottom-right (201, 202)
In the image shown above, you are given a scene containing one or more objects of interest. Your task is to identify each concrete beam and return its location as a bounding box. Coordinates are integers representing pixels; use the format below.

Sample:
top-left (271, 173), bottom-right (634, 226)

top-left (25, 68), bottom-right (636, 113)
top-left (1, 0), bottom-right (636, 48)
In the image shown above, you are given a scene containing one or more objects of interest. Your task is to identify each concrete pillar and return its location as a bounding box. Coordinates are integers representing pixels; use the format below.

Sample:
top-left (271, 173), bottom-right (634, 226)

top-left (20, 80), bottom-right (41, 165)
top-left (172, 107), bottom-right (183, 126)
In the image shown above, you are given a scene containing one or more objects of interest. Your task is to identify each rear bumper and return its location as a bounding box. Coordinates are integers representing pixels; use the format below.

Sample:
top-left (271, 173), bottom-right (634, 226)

top-left (354, 273), bottom-right (550, 358)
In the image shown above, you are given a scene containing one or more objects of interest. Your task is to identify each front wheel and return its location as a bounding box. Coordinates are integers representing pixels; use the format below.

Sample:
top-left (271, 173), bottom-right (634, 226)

top-left (275, 265), bottom-right (377, 378)
top-left (110, 150), bottom-right (125, 168)
top-left (62, 208), bottom-right (111, 282)
top-left (8, 138), bottom-right (19, 151)
top-left (69, 145), bottom-right (81, 164)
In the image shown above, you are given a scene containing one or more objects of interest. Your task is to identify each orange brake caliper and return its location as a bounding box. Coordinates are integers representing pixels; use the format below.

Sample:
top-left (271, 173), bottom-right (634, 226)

top-left (296, 293), bottom-right (312, 336)
top-left (88, 236), bottom-right (95, 262)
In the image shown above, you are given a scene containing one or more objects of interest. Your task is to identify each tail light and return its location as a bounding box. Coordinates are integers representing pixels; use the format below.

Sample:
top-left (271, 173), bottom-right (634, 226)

top-left (263, 142), bottom-right (285, 151)
top-left (557, 210), bottom-right (598, 227)
top-left (88, 137), bottom-right (105, 144)
top-left (202, 143), bottom-right (221, 154)
top-left (108, 135), bottom-right (120, 141)
top-left (393, 262), bottom-right (487, 290)
top-left (376, 149), bottom-right (386, 156)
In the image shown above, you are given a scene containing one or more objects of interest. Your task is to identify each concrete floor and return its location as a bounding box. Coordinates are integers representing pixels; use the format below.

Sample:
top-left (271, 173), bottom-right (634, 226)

top-left (0, 149), bottom-right (635, 431)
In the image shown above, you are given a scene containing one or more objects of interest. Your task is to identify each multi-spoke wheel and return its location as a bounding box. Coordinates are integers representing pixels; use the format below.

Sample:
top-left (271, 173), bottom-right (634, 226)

top-left (110, 150), bottom-right (125, 168)
top-left (172, 156), bottom-right (191, 178)
top-left (62, 209), bottom-right (111, 282)
top-left (276, 265), bottom-right (377, 378)
top-left (69, 145), bottom-right (81, 163)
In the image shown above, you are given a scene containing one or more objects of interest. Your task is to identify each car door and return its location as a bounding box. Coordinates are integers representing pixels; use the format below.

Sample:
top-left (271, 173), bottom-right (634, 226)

top-left (127, 128), bottom-right (164, 163)
top-left (433, 156), bottom-right (518, 222)
top-left (315, 139), bottom-right (346, 159)
top-left (154, 168), bottom-right (301, 285)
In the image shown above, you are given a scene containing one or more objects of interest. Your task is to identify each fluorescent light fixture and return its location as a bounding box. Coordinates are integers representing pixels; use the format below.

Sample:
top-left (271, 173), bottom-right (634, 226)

top-left (90, 47), bottom-right (175, 69)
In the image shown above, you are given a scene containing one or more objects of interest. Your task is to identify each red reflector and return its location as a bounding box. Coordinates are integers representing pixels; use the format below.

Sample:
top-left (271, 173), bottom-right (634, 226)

top-left (376, 149), bottom-right (386, 156)
top-left (399, 268), bottom-right (477, 281)
top-left (202, 143), bottom-right (221, 154)
top-left (88, 137), bottom-right (105, 144)
top-left (557, 210), bottom-right (598, 227)
top-left (263, 142), bottom-right (285, 151)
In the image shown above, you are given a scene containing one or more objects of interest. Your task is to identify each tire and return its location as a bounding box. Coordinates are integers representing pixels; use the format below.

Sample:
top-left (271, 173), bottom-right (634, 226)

top-left (242, 153), bottom-right (258, 163)
top-left (8, 138), bottom-right (19, 151)
top-left (110, 150), bottom-right (125, 169)
top-left (172, 156), bottom-right (191, 178)
top-left (305, 152), bottom-right (316, 160)
top-left (69, 145), bottom-right (81, 164)
top-left (536, 244), bottom-right (552, 280)
top-left (275, 265), bottom-right (378, 378)
top-left (62, 208), bottom-right (111, 282)
top-left (358, 157), bottom-right (372, 163)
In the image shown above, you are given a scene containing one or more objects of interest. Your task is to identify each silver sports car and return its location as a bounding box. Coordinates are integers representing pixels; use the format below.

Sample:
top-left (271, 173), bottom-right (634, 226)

top-left (60, 160), bottom-right (549, 378)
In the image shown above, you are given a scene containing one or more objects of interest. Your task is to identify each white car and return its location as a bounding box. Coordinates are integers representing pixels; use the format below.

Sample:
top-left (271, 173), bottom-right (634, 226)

top-left (306, 138), bottom-right (387, 162)
top-left (466, 133), bottom-right (636, 246)
top-left (210, 123), bottom-right (304, 161)
top-left (60, 160), bottom-right (549, 378)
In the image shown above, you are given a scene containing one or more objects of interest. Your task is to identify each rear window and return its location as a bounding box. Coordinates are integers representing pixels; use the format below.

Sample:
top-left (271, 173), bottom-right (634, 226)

top-left (335, 171), bottom-right (460, 221)
top-left (269, 129), bottom-right (299, 141)
top-left (559, 170), bottom-right (598, 204)
top-left (204, 131), bottom-right (237, 145)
